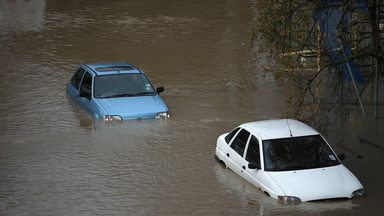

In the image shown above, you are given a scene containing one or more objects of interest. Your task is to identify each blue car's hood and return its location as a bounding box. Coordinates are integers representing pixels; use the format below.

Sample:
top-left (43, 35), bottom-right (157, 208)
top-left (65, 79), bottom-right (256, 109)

top-left (96, 95), bottom-right (168, 120)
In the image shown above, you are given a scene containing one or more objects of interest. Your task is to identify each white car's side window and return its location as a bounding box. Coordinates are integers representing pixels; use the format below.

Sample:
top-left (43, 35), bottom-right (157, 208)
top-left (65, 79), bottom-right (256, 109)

top-left (230, 129), bottom-right (250, 157)
top-left (245, 135), bottom-right (260, 164)
top-left (224, 127), bottom-right (240, 144)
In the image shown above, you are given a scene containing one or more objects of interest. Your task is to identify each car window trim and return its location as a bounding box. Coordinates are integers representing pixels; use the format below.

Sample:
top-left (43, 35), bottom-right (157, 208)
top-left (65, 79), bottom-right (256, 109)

top-left (230, 128), bottom-right (251, 157)
top-left (70, 67), bottom-right (86, 90)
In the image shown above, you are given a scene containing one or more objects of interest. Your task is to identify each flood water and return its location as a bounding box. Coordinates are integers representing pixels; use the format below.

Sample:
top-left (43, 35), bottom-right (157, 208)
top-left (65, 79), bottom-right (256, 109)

top-left (1, 0), bottom-right (383, 215)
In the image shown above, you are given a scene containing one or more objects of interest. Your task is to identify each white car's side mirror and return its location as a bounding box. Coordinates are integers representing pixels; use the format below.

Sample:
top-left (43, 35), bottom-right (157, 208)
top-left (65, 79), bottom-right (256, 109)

top-left (338, 153), bottom-right (346, 161)
top-left (248, 162), bottom-right (261, 170)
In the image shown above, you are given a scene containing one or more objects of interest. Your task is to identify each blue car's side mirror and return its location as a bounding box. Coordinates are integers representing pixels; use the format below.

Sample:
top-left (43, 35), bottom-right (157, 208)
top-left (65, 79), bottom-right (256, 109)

top-left (156, 87), bottom-right (164, 94)
top-left (79, 88), bottom-right (91, 100)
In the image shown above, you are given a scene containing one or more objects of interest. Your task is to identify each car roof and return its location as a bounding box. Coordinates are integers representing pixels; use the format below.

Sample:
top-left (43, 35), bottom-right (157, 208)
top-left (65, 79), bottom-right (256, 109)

top-left (83, 62), bottom-right (142, 76)
top-left (241, 119), bottom-right (319, 140)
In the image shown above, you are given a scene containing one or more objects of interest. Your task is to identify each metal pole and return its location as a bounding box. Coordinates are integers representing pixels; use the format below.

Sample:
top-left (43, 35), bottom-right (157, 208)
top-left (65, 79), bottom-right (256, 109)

top-left (338, 37), bottom-right (367, 116)
top-left (376, 58), bottom-right (379, 118)
top-left (375, 0), bottom-right (379, 118)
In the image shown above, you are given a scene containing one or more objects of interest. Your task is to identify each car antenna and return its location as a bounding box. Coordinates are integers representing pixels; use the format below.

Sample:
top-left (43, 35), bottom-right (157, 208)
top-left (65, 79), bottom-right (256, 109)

top-left (286, 119), bottom-right (293, 137)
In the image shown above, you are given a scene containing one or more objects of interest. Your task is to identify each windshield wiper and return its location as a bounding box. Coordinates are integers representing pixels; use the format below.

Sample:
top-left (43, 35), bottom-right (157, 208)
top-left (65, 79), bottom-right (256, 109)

top-left (101, 93), bottom-right (135, 98)
top-left (99, 92), bottom-right (155, 99)
top-left (285, 164), bottom-right (310, 171)
top-left (132, 92), bottom-right (155, 96)
top-left (313, 160), bottom-right (339, 168)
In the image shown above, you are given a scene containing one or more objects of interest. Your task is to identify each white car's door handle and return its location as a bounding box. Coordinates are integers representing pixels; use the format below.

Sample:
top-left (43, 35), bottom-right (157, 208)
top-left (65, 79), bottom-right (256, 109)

top-left (226, 153), bottom-right (230, 157)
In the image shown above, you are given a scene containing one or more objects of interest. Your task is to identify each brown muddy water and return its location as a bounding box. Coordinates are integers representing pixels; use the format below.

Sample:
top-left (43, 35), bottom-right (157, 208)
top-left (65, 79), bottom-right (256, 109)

top-left (1, 0), bottom-right (383, 215)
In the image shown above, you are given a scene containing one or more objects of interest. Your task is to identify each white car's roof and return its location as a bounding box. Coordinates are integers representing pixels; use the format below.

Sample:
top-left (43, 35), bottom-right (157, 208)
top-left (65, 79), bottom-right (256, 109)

top-left (241, 119), bottom-right (319, 140)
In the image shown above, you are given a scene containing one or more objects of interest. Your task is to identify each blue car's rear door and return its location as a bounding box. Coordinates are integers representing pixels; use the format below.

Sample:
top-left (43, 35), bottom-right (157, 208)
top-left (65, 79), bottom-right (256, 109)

top-left (67, 67), bottom-right (86, 99)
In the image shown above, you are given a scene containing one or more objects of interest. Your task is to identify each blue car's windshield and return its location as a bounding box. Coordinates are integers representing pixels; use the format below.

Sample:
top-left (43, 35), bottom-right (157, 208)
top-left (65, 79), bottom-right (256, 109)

top-left (263, 135), bottom-right (340, 171)
top-left (94, 73), bottom-right (156, 99)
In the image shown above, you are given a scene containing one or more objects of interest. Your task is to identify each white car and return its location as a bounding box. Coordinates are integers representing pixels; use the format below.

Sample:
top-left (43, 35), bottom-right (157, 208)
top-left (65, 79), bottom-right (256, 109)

top-left (215, 119), bottom-right (364, 203)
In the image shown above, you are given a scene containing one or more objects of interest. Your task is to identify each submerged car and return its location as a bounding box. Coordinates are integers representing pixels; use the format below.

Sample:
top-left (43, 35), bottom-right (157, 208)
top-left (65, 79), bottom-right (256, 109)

top-left (215, 119), bottom-right (364, 203)
top-left (67, 62), bottom-right (169, 122)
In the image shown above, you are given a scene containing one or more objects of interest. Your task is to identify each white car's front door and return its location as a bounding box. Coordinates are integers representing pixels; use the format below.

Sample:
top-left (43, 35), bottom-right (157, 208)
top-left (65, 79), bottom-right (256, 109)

top-left (225, 129), bottom-right (250, 176)
top-left (243, 135), bottom-right (264, 188)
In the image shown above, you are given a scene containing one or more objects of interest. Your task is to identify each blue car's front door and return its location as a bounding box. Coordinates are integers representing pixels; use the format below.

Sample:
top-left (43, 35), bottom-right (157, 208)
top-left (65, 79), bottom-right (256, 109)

top-left (77, 72), bottom-right (101, 118)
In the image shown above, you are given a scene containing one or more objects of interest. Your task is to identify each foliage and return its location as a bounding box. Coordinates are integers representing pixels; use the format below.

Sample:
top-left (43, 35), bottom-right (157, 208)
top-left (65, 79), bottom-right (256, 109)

top-left (252, 0), bottom-right (383, 131)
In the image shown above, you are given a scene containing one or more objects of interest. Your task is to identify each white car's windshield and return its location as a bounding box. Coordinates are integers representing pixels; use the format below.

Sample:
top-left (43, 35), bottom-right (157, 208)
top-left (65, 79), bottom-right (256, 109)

top-left (263, 135), bottom-right (340, 171)
top-left (94, 73), bottom-right (155, 99)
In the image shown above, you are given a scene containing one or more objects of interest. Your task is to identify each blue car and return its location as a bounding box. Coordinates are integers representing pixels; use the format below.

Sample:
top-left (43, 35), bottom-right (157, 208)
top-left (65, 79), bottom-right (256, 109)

top-left (67, 62), bottom-right (169, 122)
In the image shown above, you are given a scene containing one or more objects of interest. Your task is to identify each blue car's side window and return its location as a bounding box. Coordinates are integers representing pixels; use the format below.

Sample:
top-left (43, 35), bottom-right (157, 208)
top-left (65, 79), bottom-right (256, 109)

top-left (71, 68), bottom-right (86, 90)
top-left (79, 72), bottom-right (92, 100)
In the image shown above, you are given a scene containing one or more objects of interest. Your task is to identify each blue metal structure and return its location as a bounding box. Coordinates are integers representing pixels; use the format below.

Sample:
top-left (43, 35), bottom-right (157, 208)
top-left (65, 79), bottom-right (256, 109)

top-left (314, 2), bottom-right (366, 83)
